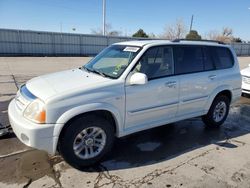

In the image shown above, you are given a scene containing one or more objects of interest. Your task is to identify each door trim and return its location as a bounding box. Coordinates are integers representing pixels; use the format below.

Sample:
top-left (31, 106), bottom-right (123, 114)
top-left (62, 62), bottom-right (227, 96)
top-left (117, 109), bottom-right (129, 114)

top-left (128, 101), bottom-right (179, 115)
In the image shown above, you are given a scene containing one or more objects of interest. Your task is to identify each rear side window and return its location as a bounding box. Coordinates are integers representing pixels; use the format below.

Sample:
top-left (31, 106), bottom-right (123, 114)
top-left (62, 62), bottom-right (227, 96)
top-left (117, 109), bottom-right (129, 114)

top-left (210, 47), bottom-right (234, 69)
top-left (203, 47), bottom-right (215, 71)
top-left (174, 46), bottom-right (204, 74)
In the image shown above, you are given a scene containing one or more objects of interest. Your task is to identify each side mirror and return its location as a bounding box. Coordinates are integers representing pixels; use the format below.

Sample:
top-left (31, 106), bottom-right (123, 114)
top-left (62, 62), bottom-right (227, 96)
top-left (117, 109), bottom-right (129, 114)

top-left (129, 72), bottom-right (148, 85)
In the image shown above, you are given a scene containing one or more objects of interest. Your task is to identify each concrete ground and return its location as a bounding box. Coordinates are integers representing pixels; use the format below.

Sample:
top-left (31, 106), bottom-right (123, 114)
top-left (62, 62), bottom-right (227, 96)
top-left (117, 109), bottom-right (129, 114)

top-left (0, 57), bottom-right (250, 188)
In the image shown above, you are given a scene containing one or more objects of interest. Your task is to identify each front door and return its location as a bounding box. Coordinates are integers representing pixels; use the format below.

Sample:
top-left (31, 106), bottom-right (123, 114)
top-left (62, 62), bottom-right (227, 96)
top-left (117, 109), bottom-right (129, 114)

top-left (125, 46), bottom-right (179, 131)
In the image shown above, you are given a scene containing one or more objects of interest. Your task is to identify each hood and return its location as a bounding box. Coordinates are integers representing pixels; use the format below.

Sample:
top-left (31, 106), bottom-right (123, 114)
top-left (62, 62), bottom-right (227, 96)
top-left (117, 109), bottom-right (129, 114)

top-left (26, 68), bottom-right (110, 101)
top-left (241, 66), bottom-right (250, 77)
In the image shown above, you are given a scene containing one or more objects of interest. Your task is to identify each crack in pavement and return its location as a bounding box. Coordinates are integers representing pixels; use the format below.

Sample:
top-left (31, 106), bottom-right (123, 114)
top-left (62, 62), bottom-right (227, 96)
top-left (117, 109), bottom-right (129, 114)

top-left (47, 155), bottom-right (64, 188)
top-left (188, 162), bottom-right (236, 188)
top-left (0, 93), bottom-right (16, 97)
top-left (94, 148), bottom-right (215, 188)
top-left (11, 74), bottom-right (19, 90)
top-left (22, 178), bottom-right (32, 188)
top-left (94, 164), bottom-right (125, 188)
top-left (231, 139), bottom-right (246, 146)
top-left (0, 149), bottom-right (34, 159)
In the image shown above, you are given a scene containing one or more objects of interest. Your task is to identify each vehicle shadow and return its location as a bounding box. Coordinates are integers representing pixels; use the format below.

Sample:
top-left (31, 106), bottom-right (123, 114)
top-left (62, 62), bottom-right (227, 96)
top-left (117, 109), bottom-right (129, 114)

top-left (83, 102), bottom-right (250, 172)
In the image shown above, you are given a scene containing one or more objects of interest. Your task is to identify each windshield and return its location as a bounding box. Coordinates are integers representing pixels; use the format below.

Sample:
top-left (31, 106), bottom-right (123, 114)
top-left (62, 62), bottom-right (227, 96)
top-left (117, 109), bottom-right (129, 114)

top-left (83, 45), bottom-right (141, 79)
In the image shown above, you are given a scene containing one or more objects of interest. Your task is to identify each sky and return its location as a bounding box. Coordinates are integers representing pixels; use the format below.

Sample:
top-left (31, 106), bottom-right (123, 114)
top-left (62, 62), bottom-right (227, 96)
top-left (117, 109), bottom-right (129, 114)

top-left (0, 0), bottom-right (250, 40)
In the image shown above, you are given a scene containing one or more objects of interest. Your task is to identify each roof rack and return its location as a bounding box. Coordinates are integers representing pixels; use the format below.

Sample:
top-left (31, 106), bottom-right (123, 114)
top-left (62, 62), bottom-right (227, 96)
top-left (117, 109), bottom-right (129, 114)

top-left (172, 39), bottom-right (225, 45)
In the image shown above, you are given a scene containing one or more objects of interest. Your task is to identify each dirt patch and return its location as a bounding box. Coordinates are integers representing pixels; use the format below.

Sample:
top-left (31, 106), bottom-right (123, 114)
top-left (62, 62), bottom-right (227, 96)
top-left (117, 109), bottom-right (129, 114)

top-left (235, 95), bottom-right (250, 106)
top-left (231, 170), bottom-right (247, 183)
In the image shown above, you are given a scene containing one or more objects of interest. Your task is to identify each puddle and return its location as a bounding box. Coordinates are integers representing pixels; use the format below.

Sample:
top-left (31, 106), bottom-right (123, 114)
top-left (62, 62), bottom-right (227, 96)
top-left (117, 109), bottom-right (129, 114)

top-left (18, 151), bottom-right (53, 181)
top-left (0, 150), bottom-right (62, 186)
top-left (136, 142), bottom-right (161, 152)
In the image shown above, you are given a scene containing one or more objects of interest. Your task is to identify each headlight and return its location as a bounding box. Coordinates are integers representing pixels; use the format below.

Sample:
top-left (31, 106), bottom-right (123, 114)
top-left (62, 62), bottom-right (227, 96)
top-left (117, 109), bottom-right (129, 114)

top-left (23, 99), bottom-right (46, 124)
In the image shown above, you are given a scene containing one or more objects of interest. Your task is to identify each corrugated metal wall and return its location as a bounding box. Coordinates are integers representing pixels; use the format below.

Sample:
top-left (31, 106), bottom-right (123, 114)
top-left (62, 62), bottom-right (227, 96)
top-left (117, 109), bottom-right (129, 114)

top-left (0, 29), bottom-right (137, 56)
top-left (0, 28), bottom-right (250, 56)
top-left (231, 43), bottom-right (250, 56)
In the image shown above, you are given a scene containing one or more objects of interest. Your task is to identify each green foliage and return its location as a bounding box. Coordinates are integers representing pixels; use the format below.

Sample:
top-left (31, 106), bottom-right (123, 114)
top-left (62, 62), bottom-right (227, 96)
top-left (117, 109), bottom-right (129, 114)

top-left (232, 37), bottom-right (242, 43)
top-left (185, 30), bottom-right (202, 40)
top-left (132, 29), bottom-right (149, 38)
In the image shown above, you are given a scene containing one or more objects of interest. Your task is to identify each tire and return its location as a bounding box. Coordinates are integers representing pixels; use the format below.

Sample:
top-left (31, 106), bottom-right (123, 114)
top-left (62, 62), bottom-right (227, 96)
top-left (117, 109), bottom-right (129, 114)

top-left (202, 95), bottom-right (230, 128)
top-left (59, 114), bottom-right (115, 169)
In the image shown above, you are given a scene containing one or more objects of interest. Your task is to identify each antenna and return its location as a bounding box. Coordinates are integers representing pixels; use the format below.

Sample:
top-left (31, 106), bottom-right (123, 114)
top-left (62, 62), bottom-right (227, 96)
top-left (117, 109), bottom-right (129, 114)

top-left (189, 15), bottom-right (194, 32)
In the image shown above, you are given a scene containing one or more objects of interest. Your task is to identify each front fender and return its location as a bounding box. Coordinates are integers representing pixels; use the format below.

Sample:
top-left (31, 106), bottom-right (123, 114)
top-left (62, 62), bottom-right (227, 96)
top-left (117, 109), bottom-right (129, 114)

top-left (53, 102), bottom-right (123, 138)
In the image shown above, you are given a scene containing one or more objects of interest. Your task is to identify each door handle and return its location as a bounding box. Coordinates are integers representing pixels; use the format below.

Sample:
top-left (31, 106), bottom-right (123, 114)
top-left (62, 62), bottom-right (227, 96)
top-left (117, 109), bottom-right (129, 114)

top-left (165, 81), bottom-right (177, 88)
top-left (209, 75), bottom-right (217, 80)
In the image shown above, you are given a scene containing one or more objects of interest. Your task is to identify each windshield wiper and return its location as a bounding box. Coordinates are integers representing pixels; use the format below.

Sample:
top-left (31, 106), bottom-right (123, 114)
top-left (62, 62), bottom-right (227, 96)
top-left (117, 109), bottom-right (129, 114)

top-left (91, 69), bottom-right (110, 78)
top-left (80, 66), bottom-right (90, 73)
top-left (82, 66), bottom-right (114, 79)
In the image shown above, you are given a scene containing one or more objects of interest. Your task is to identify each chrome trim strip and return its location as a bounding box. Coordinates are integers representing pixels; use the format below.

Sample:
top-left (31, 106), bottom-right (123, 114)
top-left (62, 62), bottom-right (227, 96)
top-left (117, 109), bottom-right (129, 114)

top-left (182, 95), bottom-right (208, 103)
top-left (129, 101), bottom-right (178, 114)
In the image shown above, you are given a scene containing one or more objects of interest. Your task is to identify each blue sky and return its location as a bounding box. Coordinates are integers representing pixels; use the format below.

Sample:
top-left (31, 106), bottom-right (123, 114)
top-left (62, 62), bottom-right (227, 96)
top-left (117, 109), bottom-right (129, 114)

top-left (0, 0), bottom-right (250, 40)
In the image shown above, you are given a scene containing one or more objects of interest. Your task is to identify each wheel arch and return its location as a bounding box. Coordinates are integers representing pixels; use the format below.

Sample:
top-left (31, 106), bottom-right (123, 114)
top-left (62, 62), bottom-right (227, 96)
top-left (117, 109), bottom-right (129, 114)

top-left (215, 90), bottom-right (232, 103)
top-left (205, 86), bottom-right (233, 112)
top-left (53, 103), bottom-right (123, 152)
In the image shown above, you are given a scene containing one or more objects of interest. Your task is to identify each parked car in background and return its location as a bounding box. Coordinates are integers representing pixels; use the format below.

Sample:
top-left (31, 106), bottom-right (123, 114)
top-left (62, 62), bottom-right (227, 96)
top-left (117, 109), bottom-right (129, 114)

top-left (241, 64), bottom-right (250, 95)
top-left (8, 39), bottom-right (242, 169)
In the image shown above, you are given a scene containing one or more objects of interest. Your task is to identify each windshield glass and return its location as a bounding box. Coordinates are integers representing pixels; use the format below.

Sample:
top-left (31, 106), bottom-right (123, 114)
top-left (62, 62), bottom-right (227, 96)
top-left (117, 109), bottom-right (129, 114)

top-left (84, 45), bottom-right (141, 79)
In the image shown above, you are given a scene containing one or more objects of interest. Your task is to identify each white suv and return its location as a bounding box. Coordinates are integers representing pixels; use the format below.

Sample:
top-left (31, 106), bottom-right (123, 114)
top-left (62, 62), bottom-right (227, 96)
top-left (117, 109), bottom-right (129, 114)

top-left (8, 40), bottom-right (242, 168)
top-left (241, 64), bottom-right (250, 95)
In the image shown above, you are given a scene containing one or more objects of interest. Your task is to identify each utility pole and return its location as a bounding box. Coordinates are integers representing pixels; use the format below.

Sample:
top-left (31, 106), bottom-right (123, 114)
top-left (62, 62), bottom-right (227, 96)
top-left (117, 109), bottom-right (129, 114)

top-left (102, 0), bottom-right (106, 36)
top-left (189, 15), bottom-right (194, 32)
top-left (60, 22), bottom-right (62, 33)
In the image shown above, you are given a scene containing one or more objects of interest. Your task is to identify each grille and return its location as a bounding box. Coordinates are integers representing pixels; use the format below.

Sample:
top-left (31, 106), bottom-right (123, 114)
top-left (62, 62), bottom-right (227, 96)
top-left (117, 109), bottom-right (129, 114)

top-left (14, 85), bottom-right (36, 112)
top-left (15, 92), bottom-right (29, 111)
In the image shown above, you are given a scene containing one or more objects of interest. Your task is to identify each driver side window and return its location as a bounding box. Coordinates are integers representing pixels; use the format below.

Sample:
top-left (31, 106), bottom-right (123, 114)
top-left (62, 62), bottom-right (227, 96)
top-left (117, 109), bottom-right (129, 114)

top-left (134, 46), bottom-right (174, 80)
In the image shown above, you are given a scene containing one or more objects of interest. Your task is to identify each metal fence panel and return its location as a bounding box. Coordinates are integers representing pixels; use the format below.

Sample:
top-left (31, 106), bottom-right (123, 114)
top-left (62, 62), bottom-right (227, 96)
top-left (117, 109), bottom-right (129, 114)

top-left (0, 28), bottom-right (250, 56)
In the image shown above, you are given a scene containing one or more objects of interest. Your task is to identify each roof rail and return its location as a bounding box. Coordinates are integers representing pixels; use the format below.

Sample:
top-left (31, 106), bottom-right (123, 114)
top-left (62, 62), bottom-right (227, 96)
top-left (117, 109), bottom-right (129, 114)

top-left (172, 39), bottom-right (225, 45)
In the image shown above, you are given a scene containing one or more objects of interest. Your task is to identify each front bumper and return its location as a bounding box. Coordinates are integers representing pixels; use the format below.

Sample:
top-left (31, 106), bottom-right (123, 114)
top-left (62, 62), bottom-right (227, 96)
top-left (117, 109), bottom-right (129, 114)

top-left (242, 82), bottom-right (250, 94)
top-left (8, 99), bottom-right (58, 155)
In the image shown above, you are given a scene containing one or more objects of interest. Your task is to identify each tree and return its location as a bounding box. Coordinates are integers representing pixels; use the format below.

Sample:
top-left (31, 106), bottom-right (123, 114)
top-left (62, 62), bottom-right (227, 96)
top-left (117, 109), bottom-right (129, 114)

top-left (91, 23), bottom-right (122, 36)
top-left (162, 19), bottom-right (187, 40)
top-left (148, 32), bottom-right (157, 38)
top-left (206, 27), bottom-right (234, 43)
top-left (232, 37), bottom-right (242, 43)
top-left (132, 29), bottom-right (149, 38)
top-left (185, 30), bottom-right (202, 40)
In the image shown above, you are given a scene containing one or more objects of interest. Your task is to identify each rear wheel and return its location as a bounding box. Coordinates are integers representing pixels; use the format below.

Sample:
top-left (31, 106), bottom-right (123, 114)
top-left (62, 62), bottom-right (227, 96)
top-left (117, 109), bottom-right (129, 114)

top-left (202, 95), bottom-right (230, 128)
top-left (59, 114), bottom-right (115, 169)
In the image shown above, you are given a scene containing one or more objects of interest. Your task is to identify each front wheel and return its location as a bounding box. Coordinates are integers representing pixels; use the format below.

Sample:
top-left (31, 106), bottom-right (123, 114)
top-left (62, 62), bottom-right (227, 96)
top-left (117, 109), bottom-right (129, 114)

top-left (202, 95), bottom-right (230, 128)
top-left (59, 114), bottom-right (115, 169)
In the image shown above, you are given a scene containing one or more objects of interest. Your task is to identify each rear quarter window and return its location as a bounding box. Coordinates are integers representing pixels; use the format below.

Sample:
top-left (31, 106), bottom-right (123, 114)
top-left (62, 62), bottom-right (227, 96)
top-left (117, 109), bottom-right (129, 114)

top-left (210, 47), bottom-right (234, 69)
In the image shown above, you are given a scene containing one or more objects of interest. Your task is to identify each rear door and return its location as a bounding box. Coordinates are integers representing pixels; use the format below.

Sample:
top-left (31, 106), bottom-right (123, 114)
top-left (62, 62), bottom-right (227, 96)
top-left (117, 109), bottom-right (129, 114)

top-left (174, 45), bottom-right (218, 118)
